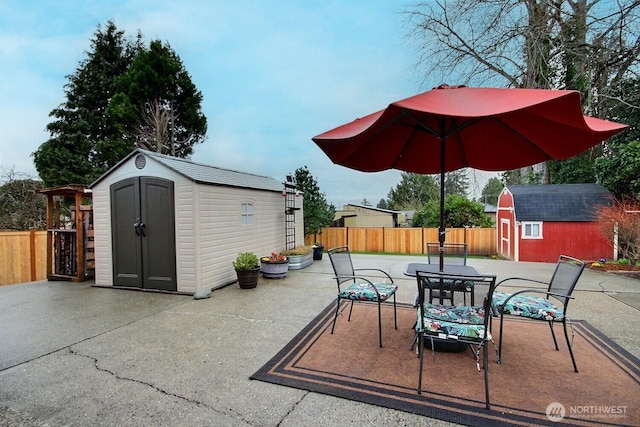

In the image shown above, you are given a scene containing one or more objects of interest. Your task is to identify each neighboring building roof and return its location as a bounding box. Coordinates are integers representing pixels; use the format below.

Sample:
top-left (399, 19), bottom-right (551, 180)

top-left (343, 204), bottom-right (401, 214)
top-left (89, 149), bottom-right (283, 192)
top-left (482, 203), bottom-right (497, 214)
top-left (508, 184), bottom-right (612, 222)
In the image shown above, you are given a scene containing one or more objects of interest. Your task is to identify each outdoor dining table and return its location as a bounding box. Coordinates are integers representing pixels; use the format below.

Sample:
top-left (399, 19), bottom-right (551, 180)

top-left (404, 263), bottom-right (481, 305)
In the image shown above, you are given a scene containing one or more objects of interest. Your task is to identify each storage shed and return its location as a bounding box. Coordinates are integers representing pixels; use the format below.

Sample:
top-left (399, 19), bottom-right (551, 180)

top-left (333, 204), bottom-right (407, 227)
top-left (496, 184), bottom-right (613, 263)
top-left (89, 149), bottom-right (302, 294)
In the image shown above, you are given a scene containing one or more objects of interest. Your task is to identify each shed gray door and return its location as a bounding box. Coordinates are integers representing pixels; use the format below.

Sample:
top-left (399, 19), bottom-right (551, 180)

top-left (110, 177), bottom-right (177, 291)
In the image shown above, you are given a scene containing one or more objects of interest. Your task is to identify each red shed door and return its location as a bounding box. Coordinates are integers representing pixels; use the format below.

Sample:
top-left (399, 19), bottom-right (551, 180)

top-left (500, 218), bottom-right (511, 259)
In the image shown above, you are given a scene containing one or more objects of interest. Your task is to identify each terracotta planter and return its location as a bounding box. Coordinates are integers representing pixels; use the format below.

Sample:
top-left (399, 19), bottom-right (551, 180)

top-left (261, 260), bottom-right (289, 279)
top-left (235, 267), bottom-right (260, 289)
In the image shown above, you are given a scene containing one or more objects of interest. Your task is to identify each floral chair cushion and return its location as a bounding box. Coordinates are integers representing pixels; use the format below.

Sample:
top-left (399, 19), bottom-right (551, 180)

top-left (416, 303), bottom-right (487, 339)
top-left (339, 282), bottom-right (398, 302)
top-left (492, 290), bottom-right (564, 321)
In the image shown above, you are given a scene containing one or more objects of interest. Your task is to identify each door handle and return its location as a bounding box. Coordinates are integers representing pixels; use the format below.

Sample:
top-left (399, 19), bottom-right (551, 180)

top-left (134, 221), bottom-right (146, 237)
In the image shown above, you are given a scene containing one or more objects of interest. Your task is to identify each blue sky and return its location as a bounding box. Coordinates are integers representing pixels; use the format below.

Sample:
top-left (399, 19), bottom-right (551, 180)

top-left (0, 0), bottom-right (495, 206)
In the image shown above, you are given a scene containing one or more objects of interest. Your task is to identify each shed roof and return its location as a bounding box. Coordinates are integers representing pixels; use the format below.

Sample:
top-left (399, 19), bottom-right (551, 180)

top-left (89, 149), bottom-right (283, 192)
top-left (344, 204), bottom-right (402, 215)
top-left (508, 184), bottom-right (612, 222)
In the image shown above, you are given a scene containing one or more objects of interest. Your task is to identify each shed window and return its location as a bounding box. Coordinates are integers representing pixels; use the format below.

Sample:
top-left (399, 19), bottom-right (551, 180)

top-left (522, 221), bottom-right (542, 239)
top-left (241, 203), bottom-right (254, 224)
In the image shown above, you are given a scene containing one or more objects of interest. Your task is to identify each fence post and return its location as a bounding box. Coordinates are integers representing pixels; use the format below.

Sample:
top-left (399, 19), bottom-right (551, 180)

top-left (30, 229), bottom-right (36, 281)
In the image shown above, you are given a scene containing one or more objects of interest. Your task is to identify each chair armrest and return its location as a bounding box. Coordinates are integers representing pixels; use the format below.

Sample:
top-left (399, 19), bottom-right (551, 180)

top-left (495, 277), bottom-right (548, 291)
top-left (353, 268), bottom-right (394, 282)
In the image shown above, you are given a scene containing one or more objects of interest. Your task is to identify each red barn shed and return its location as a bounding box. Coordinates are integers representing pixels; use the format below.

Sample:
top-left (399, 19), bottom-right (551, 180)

top-left (496, 184), bottom-right (613, 262)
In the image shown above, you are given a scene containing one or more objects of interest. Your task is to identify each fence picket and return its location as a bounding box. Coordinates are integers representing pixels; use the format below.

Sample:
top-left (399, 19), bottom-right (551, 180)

top-left (305, 227), bottom-right (496, 255)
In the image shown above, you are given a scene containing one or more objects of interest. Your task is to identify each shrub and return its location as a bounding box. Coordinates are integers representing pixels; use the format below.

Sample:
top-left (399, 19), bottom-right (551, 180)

top-left (233, 252), bottom-right (259, 270)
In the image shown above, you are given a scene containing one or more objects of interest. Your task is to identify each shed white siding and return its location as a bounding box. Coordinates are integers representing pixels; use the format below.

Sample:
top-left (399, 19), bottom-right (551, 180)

top-left (90, 149), bottom-right (302, 294)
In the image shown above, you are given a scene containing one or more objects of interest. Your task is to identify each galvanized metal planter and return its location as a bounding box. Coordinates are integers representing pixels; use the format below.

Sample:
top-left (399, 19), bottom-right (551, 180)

top-left (260, 260), bottom-right (289, 279)
top-left (287, 252), bottom-right (313, 270)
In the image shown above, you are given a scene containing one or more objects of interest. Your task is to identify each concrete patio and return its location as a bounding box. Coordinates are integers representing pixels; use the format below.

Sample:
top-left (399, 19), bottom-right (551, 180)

top-left (1, 254), bottom-right (638, 426)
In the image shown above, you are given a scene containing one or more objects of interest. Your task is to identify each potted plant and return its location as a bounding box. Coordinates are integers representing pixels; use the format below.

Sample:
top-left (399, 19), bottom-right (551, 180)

top-left (281, 245), bottom-right (314, 270)
top-left (233, 252), bottom-right (260, 289)
top-left (312, 243), bottom-right (324, 260)
top-left (260, 252), bottom-right (289, 279)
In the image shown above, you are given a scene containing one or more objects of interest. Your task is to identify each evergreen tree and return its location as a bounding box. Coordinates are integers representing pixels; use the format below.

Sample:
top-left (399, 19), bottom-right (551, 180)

top-left (293, 166), bottom-right (336, 237)
top-left (33, 22), bottom-right (207, 188)
top-left (108, 40), bottom-right (207, 157)
top-left (387, 172), bottom-right (438, 210)
top-left (443, 169), bottom-right (469, 197)
top-left (33, 21), bottom-right (141, 186)
top-left (480, 177), bottom-right (504, 206)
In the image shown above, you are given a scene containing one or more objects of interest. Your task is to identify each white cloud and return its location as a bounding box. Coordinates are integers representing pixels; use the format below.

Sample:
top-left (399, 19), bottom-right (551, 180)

top-left (1, 0), bottom-right (420, 204)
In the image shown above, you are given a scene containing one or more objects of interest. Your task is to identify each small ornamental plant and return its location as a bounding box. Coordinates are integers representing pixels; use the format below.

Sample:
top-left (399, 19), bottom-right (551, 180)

top-left (261, 252), bottom-right (288, 263)
top-left (233, 252), bottom-right (259, 271)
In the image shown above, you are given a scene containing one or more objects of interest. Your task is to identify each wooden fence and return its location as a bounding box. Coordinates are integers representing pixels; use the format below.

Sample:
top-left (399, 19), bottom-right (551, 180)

top-left (0, 230), bottom-right (48, 286)
top-left (1, 227), bottom-right (496, 286)
top-left (305, 227), bottom-right (496, 255)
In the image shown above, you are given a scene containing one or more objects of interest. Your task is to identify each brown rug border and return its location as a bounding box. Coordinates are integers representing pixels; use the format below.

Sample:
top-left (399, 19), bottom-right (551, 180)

top-left (250, 301), bottom-right (640, 427)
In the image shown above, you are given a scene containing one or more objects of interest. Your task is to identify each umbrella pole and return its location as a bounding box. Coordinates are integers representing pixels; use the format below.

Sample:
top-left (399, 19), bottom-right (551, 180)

top-left (439, 137), bottom-right (446, 272)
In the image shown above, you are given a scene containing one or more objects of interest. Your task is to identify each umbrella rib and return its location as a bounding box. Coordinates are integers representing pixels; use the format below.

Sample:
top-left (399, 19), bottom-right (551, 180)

top-left (390, 112), bottom-right (431, 169)
top-left (395, 112), bottom-right (481, 169)
top-left (491, 116), bottom-right (555, 160)
top-left (402, 111), bottom-right (481, 139)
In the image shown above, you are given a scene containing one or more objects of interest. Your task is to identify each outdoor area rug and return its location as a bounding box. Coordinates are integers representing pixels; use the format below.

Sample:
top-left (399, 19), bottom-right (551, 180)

top-left (251, 301), bottom-right (639, 426)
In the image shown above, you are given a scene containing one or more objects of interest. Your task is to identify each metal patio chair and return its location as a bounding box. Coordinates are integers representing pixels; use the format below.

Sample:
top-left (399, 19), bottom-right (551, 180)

top-left (491, 255), bottom-right (586, 372)
top-left (413, 270), bottom-right (498, 410)
top-left (426, 242), bottom-right (474, 305)
top-left (327, 246), bottom-right (398, 347)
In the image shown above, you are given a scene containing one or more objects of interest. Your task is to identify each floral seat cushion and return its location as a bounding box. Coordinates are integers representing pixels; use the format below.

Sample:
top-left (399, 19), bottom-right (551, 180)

top-left (492, 290), bottom-right (564, 321)
top-left (339, 282), bottom-right (398, 302)
top-left (416, 303), bottom-right (487, 339)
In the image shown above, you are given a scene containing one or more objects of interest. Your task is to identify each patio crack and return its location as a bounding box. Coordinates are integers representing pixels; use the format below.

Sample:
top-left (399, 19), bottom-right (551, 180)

top-left (67, 348), bottom-right (252, 424)
top-left (276, 391), bottom-right (310, 427)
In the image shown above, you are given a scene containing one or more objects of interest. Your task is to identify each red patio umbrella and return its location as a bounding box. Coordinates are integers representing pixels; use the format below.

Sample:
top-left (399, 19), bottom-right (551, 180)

top-left (312, 85), bottom-right (628, 269)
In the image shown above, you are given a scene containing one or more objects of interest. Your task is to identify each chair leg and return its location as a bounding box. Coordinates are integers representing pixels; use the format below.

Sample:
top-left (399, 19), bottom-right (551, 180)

top-left (393, 294), bottom-right (397, 330)
top-left (483, 339), bottom-right (491, 410)
top-left (409, 330), bottom-right (418, 352)
top-left (331, 298), bottom-right (340, 334)
top-left (377, 300), bottom-right (383, 347)
top-left (417, 333), bottom-right (424, 394)
top-left (497, 312), bottom-right (505, 364)
top-left (548, 320), bottom-right (560, 351)
top-left (461, 283), bottom-right (467, 305)
top-left (563, 318), bottom-right (579, 373)
top-left (347, 300), bottom-right (355, 321)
